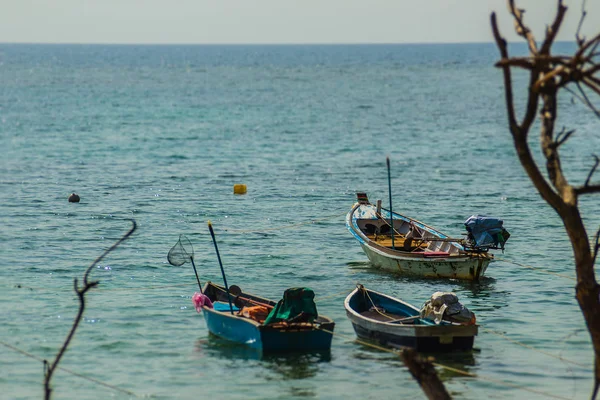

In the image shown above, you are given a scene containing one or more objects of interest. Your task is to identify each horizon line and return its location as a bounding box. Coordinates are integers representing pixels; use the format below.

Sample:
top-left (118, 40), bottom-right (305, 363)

top-left (0, 40), bottom-right (579, 47)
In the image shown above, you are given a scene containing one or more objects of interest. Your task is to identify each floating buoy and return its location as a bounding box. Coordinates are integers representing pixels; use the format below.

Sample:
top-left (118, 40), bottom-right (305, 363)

top-left (68, 193), bottom-right (80, 203)
top-left (233, 184), bottom-right (247, 195)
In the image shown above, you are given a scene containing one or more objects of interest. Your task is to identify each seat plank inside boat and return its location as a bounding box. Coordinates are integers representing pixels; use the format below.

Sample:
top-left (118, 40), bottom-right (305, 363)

top-left (366, 234), bottom-right (428, 250)
top-left (359, 309), bottom-right (415, 324)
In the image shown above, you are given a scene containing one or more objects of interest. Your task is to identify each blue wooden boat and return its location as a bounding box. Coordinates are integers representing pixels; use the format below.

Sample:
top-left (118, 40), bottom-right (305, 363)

top-left (344, 285), bottom-right (477, 352)
top-left (199, 281), bottom-right (335, 352)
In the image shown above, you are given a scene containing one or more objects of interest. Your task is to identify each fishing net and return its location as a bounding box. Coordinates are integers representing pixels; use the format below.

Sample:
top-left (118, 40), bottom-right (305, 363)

top-left (167, 234), bottom-right (194, 266)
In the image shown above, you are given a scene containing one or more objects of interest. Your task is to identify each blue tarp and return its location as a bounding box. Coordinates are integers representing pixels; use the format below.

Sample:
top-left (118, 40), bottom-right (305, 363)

top-left (464, 215), bottom-right (508, 248)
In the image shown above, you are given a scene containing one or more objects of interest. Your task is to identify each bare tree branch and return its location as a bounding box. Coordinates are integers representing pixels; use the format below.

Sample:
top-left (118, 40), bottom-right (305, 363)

top-left (491, 12), bottom-right (519, 132)
top-left (43, 219), bottom-right (137, 400)
top-left (491, 9), bottom-right (564, 212)
top-left (574, 185), bottom-right (600, 196)
top-left (552, 127), bottom-right (575, 148)
top-left (401, 349), bottom-right (451, 400)
top-left (576, 0), bottom-right (588, 46)
top-left (535, 65), bottom-right (567, 91)
top-left (495, 58), bottom-right (535, 69)
top-left (496, 55), bottom-right (572, 69)
top-left (576, 33), bottom-right (600, 61)
top-left (540, 0), bottom-right (567, 55)
top-left (593, 227), bottom-right (600, 267)
top-left (564, 85), bottom-right (588, 105)
top-left (575, 82), bottom-right (600, 117)
top-left (585, 155), bottom-right (600, 187)
top-left (508, 0), bottom-right (538, 54)
top-left (583, 77), bottom-right (600, 98)
top-left (586, 64), bottom-right (600, 77)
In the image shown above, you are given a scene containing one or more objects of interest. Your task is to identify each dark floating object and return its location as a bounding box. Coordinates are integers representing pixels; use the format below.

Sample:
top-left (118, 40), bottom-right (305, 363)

top-left (68, 193), bottom-right (80, 203)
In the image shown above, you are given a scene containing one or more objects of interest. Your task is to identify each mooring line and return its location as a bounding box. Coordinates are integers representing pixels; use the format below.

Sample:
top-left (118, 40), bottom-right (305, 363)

top-left (480, 327), bottom-right (588, 368)
top-left (5, 282), bottom-right (198, 293)
top-left (318, 327), bottom-right (573, 400)
top-left (0, 340), bottom-right (140, 397)
top-left (495, 257), bottom-right (576, 281)
top-left (314, 288), bottom-right (353, 303)
top-left (224, 211), bottom-right (347, 234)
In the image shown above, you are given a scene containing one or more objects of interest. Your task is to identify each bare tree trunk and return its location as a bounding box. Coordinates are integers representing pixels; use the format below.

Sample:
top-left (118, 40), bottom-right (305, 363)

top-left (490, 1), bottom-right (600, 396)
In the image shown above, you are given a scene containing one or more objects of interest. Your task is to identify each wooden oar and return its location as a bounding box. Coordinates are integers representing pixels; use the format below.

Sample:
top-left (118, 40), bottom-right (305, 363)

top-left (237, 296), bottom-right (274, 310)
top-left (386, 156), bottom-right (396, 250)
top-left (207, 221), bottom-right (235, 315)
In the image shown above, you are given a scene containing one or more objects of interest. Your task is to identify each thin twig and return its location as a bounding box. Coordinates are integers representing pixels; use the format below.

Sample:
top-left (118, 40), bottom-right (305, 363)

top-left (584, 155), bottom-right (600, 187)
top-left (540, 0), bottom-right (567, 55)
top-left (592, 227), bottom-right (600, 267)
top-left (491, 12), bottom-right (519, 132)
top-left (553, 127), bottom-right (575, 148)
top-left (43, 219), bottom-right (137, 400)
top-left (576, 81), bottom-right (600, 117)
top-left (583, 77), bottom-right (600, 98)
top-left (508, 0), bottom-right (538, 54)
top-left (575, 0), bottom-right (588, 46)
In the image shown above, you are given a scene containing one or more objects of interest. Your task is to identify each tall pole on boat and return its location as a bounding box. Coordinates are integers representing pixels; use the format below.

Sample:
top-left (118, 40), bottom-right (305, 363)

top-left (386, 156), bottom-right (395, 250)
top-left (207, 221), bottom-right (235, 315)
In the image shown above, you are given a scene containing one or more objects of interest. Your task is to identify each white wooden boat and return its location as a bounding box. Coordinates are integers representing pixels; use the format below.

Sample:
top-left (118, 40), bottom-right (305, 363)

top-left (346, 193), bottom-right (495, 281)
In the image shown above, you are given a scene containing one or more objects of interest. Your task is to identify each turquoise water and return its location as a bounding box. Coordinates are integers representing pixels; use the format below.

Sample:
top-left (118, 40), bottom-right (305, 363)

top-left (1, 43), bottom-right (598, 399)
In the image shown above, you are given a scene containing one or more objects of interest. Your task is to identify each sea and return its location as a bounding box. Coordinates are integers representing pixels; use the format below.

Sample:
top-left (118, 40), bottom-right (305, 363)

top-left (1, 42), bottom-right (598, 400)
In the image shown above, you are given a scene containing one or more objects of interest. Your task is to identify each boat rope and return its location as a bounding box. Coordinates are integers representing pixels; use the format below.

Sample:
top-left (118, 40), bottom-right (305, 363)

top-left (95, 282), bottom-right (197, 291)
top-left (374, 211), bottom-right (404, 238)
top-left (362, 288), bottom-right (399, 321)
top-left (480, 327), bottom-right (588, 368)
top-left (314, 288), bottom-right (354, 303)
top-left (375, 211), bottom-right (464, 244)
top-left (316, 327), bottom-right (573, 400)
top-left (4, 282), bottom-right (198, 293)
top-left (223, 211), bottom-right (347, 234)
top-left (495, 257), bottom-right (576, 281)
top-left (0, 340), bottom-right (140, 398)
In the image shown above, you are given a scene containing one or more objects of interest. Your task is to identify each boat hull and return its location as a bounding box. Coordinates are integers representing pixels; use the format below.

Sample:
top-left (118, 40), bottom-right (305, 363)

top-left (360, 243), bottom-right (490, 280)
top-left (203, 307), bottom-right (262, 349)
top-left (259, 324), bottom-right (334, 352)
top-left (347, 312), bottom-right (475, 352)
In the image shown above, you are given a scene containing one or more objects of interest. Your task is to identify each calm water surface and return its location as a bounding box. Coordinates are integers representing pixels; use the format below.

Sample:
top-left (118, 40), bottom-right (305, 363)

top-left (1, 43), bottom-right (598, 399)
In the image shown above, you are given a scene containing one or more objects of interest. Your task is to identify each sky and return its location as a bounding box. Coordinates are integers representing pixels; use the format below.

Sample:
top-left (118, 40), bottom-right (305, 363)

top-left (0, 0), bottom-right (598, 45)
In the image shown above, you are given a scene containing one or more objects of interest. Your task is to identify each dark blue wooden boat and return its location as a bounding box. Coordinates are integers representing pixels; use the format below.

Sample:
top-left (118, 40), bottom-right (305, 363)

top-left (344, 285), bottom-right (477, 352)
top-left (200, 281), bottom-right (335, 352)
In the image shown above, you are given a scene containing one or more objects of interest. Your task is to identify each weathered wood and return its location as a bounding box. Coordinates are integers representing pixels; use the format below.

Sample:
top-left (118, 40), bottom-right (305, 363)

top-left (401, 349), bottom-right (452, 400)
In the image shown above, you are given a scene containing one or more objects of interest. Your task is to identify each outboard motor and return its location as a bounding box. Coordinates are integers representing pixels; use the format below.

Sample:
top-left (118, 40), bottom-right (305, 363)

top-left (464, 215), bottom-right (510, 251)
top-left (421, 292), bottom-right (476, 325)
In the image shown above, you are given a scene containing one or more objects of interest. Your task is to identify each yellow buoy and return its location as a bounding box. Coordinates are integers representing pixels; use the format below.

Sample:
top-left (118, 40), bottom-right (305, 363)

top-left (233, 184), bottom-right (247, 195)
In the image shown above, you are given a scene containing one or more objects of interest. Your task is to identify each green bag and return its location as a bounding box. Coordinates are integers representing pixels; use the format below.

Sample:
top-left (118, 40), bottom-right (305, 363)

top-left (263, 288), bottom-right (318, 325)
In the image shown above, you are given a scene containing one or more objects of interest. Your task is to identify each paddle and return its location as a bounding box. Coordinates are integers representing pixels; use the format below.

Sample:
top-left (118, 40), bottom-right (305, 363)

top-left (386, 156), bottom-right (396, 250)
top-left (207, 221), bottom-right (235, 315)
top-left (167, 234), bottom-right (203, 293)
